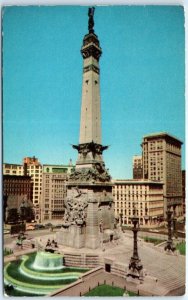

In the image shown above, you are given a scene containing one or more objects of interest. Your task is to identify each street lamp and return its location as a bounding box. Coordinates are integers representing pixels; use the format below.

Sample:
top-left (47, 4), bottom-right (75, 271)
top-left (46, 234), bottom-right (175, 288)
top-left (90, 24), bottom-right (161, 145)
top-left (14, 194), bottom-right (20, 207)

top-left (119, 209), bottom-right (123, 230)
top-left (172, 205), bottom-right (177, 238)
top-left (19, 200), bottom-right (27, 233)
top-left (127, 203), bottom-right (143, 280)
top-left (164, 208), bottom-right (176, 252)
top-left (17, 200), bottom-right (27, 249)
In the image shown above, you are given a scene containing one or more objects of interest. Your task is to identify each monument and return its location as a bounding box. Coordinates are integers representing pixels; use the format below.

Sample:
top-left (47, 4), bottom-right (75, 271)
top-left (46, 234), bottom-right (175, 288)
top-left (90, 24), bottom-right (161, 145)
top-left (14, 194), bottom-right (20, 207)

top-left (56, 8), bottom-right (116, 249)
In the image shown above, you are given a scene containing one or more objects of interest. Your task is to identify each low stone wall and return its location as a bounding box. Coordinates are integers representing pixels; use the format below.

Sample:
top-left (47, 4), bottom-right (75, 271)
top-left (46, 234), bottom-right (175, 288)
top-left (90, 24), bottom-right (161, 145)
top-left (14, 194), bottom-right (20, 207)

top-left (111, 262), bottom-right (127, 278)
top-left (49, 266), bottom-right (104, 296)
top-left (4, 248), bottom-right (36, 264)
top-left (63, 252), bottom-right (102, 268)
top-left (49, 267), bottom-right (149, 297)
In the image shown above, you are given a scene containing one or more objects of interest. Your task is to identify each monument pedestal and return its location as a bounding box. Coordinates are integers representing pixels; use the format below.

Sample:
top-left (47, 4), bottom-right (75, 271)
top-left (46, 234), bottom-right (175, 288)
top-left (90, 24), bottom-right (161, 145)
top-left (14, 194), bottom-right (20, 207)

top-left (56, 225), bottom-right (85, 249)
top-left (85, 199), bottom-right (100, 249)
top-left (57, 180), bottom-right (115, 249)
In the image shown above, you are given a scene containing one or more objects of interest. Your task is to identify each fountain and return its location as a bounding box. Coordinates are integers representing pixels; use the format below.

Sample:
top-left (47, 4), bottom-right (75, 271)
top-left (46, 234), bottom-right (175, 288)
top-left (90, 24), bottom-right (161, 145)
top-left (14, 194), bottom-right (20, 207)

top-left (4, 251), bottom-right (89, 296)
top-left (32, 251), bottom-right (64, 270)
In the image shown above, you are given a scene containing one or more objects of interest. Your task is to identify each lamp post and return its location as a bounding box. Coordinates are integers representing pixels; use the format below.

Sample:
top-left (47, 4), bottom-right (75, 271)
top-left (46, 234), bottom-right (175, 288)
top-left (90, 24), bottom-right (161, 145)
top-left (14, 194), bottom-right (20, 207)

top-left (119, 209), bottom-right (123, 230)
top-left (19, 200), bottom-right (27, 234)
top-left (17, 200), bottom-right (27, 249)
top-left (164, 208), bottom-right (176, 252)
top-left (127, 204), bottom-right (143, 280)
top-left (172, 205), bottom-right (177, 239)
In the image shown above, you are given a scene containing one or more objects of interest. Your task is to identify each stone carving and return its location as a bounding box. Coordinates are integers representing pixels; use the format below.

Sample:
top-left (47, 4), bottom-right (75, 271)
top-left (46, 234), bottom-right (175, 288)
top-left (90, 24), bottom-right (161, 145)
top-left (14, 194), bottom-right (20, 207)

top-left (73, 142), bottom-right (108, 158)
top-left (69, 162), bottom-right (111, 183)
top-left (98, 189), bottom-right (113, 208)
top-left (63, 188), bottom-right (88, 226)
top-left (83, 34), bottom-right (100, 47)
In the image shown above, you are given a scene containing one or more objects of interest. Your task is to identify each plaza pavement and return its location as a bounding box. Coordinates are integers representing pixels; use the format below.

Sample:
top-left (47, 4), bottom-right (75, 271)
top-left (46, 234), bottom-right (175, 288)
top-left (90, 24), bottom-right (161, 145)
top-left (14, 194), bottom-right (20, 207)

top-left (41, 231), bottom-right (185, 296)
top-left (4, 230), bottom-right (185, 296)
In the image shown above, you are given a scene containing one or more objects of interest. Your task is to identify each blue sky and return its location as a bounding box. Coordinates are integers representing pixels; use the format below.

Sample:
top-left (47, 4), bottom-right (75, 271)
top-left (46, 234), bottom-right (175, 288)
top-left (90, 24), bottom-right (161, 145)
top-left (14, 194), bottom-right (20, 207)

top-left (3, 5), bottom-right (185, 178)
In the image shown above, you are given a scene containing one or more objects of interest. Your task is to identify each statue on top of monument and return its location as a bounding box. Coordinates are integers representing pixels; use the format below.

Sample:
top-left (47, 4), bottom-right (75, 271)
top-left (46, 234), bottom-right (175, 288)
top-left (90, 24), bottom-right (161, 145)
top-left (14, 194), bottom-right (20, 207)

top-left (88, 7), bottom-right (95, 33)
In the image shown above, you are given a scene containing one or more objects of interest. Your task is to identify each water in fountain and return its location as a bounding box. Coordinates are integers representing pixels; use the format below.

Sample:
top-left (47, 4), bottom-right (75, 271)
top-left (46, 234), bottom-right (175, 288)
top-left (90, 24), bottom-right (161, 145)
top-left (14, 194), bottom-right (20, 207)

top-left (4, 252), bottom-right (89, 296)
top-left (32, 251), bottom-right (64, 270)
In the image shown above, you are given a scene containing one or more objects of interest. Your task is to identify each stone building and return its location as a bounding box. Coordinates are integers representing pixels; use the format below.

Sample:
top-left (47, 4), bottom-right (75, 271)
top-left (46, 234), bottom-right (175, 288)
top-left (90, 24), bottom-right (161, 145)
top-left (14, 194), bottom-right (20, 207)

top-left (41, 164), bottom-right (75, 222)
top-left (142, 132), bottom-right (183, 217)
top-left (3, 175), bottom-right (34, 223)
top-left (133, 155), bottom-right (143, 179)
top-left (3, 157), bottom-right (42, 221)
top-left (113, 180), bottom-right (164, 227)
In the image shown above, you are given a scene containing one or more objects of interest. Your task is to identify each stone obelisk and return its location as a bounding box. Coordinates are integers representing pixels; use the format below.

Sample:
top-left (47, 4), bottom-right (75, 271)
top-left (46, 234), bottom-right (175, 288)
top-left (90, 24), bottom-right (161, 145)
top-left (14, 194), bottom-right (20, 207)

top-left (57, 8), bottom-right (116, 249)
top-left (73, 7), bottom-right (107, 169)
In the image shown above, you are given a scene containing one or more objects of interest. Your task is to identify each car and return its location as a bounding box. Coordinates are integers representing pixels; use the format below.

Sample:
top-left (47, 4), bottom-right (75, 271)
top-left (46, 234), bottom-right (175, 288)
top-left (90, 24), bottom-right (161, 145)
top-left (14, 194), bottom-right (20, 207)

top-left (54, 224), bottom-right (62, 229)
top-left (26, 225), bottom-right (35, 231)
top-left (34, 224), bottom-right (45, 229)
top-left (44, 223), bottom-right (53, 228)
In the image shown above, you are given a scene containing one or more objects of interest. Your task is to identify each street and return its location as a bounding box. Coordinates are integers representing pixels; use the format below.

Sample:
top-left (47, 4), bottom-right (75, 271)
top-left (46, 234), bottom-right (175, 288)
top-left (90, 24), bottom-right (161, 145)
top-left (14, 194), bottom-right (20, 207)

top-left (4, 228), bottom-right (58, 246)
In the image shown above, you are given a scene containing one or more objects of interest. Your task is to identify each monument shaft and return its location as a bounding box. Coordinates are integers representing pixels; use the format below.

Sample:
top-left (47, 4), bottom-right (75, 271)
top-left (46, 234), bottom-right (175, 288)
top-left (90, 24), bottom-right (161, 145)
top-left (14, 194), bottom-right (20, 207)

top-left (80, 47), bottom-right (101, 145)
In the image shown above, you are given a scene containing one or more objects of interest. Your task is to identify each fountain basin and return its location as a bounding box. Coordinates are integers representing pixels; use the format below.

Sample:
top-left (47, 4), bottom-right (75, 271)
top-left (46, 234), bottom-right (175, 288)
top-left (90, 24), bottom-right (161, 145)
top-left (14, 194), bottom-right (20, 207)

top-left (32, 251), bottom-right (64, 270)
top-left (4, 252), bottom-right (89, 296)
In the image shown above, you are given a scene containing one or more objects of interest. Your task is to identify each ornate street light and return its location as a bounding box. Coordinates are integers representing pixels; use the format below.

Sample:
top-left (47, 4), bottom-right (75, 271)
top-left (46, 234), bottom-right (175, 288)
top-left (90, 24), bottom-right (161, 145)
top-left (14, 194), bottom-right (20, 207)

top-left (127, 204), bottom-right (143, 280)
top-left (172, 205), bottom-right (177, 238)
top-left (164, 208), bottom-right (176, 252)
top-left (119, 209), bottom-right (123, 230)
top-left (19, 200), bottom-right (27, 233)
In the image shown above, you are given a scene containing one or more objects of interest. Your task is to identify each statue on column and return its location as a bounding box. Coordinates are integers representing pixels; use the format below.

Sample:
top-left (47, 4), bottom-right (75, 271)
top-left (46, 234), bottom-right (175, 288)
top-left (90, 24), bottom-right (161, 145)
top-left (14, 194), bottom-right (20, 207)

top-left (88, 7), bottom-right (95, 33)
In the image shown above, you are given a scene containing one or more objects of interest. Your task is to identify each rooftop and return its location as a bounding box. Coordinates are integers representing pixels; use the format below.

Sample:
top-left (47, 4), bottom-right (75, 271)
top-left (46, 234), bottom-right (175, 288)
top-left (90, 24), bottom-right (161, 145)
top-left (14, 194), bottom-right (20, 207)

top-left (142, 132), bottom-right (183, 144)
top-left (112, 179), bottom-right (163, 185)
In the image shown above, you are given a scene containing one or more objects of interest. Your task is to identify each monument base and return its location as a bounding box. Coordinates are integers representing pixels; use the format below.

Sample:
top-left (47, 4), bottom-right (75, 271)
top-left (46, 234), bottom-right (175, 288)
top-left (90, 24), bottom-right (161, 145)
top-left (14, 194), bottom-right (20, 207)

top-left (56, 225), bottom-right (85, 249)
top-left (56, 181), bottom-right (116, 249)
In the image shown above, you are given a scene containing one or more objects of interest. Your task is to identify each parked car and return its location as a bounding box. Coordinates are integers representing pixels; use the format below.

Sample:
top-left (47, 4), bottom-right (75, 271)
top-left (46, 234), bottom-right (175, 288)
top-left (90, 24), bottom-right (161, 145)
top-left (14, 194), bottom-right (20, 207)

top-left (26, 225), bottom-right (35, 231)
top-left (44, 223), bottom-right (53, 228)
top-left (54, 224), bottom-right (62, 229)
top-left (34, 224), bottom-right (45, 230)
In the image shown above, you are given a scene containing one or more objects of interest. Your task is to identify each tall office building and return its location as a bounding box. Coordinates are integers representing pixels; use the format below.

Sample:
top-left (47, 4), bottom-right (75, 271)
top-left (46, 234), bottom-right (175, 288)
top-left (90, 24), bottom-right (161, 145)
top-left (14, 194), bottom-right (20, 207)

top-left (142, 132), bottom-right (183, 216)
top-left (23, 157), bottom-right (43, 221)
top-left (41, 164), bottom-right (75, 222)
top-left (133, 155), bottom-right (143, 179)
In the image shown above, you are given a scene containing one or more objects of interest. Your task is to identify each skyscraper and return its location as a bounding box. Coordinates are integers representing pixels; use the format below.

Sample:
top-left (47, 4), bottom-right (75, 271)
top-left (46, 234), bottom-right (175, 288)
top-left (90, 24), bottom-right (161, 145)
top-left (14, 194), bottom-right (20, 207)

top-left (23, 157), bottom-right (43, 221)
top-left (133, 155), bottom-right (143, 179)
top-left (142, 132), bottom-right (183, 216)
top-left (41, 164), bottom-right (74, 222)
